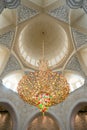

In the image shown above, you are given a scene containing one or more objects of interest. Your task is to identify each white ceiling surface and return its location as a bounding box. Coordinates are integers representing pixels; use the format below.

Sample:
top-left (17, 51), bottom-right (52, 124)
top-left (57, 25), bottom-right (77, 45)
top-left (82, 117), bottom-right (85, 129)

top-left (18, 14), bottom-right (68, 67)
top-left (0, 46), bottom-right (9, 74)
top-left (0, 9), bottom-right (16, 28)
top-left (70, 9), bottom-right (87, 32)
top-left (64, 71), bottom-right (85, 92)
top-left (29, 0), bottom-right (58, 7)
top-left (0, 0), bottom-right (87, 93)
top-left (2, 70), bottom-right (24, 92)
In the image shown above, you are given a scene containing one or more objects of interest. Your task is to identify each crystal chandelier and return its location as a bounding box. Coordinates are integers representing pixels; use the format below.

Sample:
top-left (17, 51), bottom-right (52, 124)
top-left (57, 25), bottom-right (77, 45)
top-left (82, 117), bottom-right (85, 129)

top-left (17, 32), bottom-right (70, 114)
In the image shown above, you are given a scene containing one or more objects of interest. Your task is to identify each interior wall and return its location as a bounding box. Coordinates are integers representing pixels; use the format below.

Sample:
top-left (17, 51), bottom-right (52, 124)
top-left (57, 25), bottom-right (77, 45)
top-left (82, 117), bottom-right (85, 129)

top-left (0, 83), bottom-right (87, 130)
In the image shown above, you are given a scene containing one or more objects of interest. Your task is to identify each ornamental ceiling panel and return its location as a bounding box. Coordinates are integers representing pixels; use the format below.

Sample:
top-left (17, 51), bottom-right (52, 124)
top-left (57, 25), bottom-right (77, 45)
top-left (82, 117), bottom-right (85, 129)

top-left (0, 0), bottom-right (87, 93)
top-left (72, 28), bottom-right (87, 49)
top-left (0, 9), bottom-right (16, 31)
top-left (13, 13), bottom-right (74, 70)
top-left (70, 9), bottom-right (87, 33)
top-left (66, 0), bottom-right (87, 13)
top-left (65, 55), bottom-right (84, 75)
top-left (0, 31), bottom-right (14, 49)
top-left (29, 0), bottom-right (58, 7)
top-left (1, 54), bottom-right (22, 78)
top-left (48, 5), bottom-right (70, 23)
top-left (0, 0), bottom-right (20, 13)
top-left (17, 5), bottom-right (40, 23)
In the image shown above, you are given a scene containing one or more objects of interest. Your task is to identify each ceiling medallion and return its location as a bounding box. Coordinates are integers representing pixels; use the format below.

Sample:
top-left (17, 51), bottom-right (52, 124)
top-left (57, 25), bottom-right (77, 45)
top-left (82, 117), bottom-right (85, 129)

top-left (17, 32), bottom-right (70, 115)
top-left (0, 0), bottom-right (20, 13)
top-left (66, 0), bottom-right (87, 13)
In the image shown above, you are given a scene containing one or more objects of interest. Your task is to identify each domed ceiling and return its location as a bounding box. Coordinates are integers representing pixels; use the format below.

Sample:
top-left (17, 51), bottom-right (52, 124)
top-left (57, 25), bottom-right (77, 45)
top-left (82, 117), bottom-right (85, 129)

top-left (0, 0), bottom-right (87, 93)
top-left (14, 14), bottom-right (69, 69)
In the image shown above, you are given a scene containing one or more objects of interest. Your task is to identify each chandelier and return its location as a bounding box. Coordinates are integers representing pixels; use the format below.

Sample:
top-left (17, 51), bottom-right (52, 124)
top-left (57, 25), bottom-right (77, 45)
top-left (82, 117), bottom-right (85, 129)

top-left (17, 32), bottom-right (70, 115)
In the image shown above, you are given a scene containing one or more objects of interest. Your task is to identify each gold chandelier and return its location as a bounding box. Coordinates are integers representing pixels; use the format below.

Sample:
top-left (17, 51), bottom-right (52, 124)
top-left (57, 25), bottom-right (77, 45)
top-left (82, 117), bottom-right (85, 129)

top-left (17, 59), bottom-right (69, 114)
top-left (17, 32), bottom-right (70, 114)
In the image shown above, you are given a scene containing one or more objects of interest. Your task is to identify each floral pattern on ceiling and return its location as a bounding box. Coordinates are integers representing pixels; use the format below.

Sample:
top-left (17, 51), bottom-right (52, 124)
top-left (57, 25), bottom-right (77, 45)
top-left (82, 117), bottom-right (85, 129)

top-left (0, 0), bottom-right (20, 13)
top-left (0, 0), bottom-right (87, 93)
top-left (66, 0), bottom-right (87, 13)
